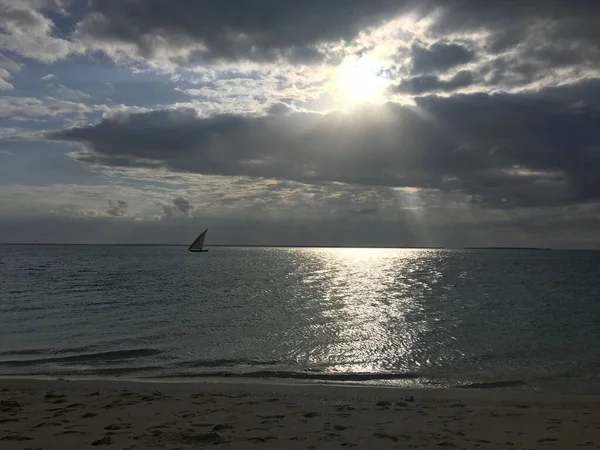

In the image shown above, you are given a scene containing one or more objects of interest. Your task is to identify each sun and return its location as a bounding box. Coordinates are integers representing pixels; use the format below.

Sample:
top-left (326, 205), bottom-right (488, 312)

top-left (337, 55), bottom-right (386, 104)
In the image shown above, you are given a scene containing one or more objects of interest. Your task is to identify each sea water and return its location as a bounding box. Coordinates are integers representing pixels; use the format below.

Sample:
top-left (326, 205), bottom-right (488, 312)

top-left (1, 245), bottom-right (599, 393)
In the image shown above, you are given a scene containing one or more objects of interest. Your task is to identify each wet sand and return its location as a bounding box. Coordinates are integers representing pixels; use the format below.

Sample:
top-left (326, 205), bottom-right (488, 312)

top-left (0, 378), bottom-right (599, 449)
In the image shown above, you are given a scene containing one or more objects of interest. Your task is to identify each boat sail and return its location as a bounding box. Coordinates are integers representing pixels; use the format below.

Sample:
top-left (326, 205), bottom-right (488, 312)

top-left (188, 228), bottom-right (209, 252)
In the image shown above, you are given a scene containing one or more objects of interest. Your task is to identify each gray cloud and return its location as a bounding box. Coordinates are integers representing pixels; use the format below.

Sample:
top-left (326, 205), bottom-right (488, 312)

top-left (434, 1), bottom-right (600, 51)
top-left (71, 0), bottom-right (600, 75)
top-left (158, 197), bottom-right (194, 218)
top-left (49, 84), bottom-right (600, 209)
top-left (160, 204), bottom-right (175, 218)
top-left (4, 204), bottom-right (600, 248)
top-left (0, 0), bottom-right (82, 62)
top-left (173, 197), bottom-right (193, 214)
top-left (76, 0), bottom-right (418, 64)
top-left (431, 1), bottom-right (600, 87)
top-left (410, 41), bottom-right (475, 74)
top-left (107, 199), bottom-right (127, 216)
top-left (0, 52), bottom-right (22, 90)
top-left (395, 70), bottom-right (474, 95)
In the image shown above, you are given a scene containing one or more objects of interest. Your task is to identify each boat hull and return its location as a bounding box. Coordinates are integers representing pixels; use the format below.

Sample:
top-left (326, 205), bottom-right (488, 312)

top-left (188, 249), bottom-right (209, 252)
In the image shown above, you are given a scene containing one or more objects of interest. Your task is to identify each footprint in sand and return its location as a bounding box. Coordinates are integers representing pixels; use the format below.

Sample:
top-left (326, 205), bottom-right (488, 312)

top-left (91, 436), bottom-right (114, 446)
top-left (55, 430), bottom-right (85, 436)
top-left (248, 436), bottom-right (277, 443)
top-left (373, 432), bottom-right (398, 442)
top-left (105, 423), bottom-right (133, 431)
top-left (1, 435), bottom-right (33, 441)
top-left (186, 432), bottom-right (223, 444)
top-left (0, 418), bottom-right (20, 423)
top-left (0, 400), bottom-right (22, 412)
top-left (44, 393), bottom-right (66, 400)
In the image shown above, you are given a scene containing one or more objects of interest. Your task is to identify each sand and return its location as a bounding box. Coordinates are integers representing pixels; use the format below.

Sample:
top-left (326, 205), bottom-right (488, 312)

top-left (0, 378), bottom-right (599, 449)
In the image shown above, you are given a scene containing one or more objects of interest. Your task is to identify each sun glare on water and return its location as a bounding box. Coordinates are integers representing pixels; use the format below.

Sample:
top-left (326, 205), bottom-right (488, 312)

top-left (337, 54), bottom-right (386, 104)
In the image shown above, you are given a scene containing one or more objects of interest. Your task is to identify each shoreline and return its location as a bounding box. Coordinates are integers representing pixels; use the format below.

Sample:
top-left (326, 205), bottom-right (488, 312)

top-left (1, 372), bottom-right (597, 396)
top-left (1, 377), bottom-right (599, 449)
top-left (1, 376), bottom-right (600, 403)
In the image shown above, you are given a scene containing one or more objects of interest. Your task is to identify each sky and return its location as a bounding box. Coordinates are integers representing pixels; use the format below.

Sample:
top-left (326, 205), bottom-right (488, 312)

top-left (1, 0), bottom-right (600, 247)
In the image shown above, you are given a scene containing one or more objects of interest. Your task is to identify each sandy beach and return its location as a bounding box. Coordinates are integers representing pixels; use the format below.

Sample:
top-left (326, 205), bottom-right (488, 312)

top-left (0, 379), bottom-right (598, 449)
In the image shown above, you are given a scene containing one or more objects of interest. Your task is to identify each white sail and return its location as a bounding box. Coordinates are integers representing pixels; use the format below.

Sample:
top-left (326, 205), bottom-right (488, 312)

top-left (188, 229), bottom-right (208, 252)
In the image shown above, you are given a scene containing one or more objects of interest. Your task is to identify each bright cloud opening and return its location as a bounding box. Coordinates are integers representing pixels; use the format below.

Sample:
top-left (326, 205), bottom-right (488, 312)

top-left (337, 55), bottom-right (387, 104)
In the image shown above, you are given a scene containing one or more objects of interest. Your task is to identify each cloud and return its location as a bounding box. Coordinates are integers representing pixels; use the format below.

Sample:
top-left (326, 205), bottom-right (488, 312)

top-left (0, 96), bottom-right (148, 121)
top-left (0, 96), bottom-right (92, 119)
top-left (395, 70), bottom-right (474, 94)
top-left (51, 204), bottom-right (98, 218)
top-left (0, 73), bottom-right (14, 90)
top-left (46, 83), bottom-right (92, 101)
top-left (75, 0), bottom-right (417, 65)
top-left (0, 52), bottom-right (22, 90)
top-left (432, 1), bottom-right (600, 54)
top-left (173, 197), bottom-right (192, 214)
top-left (41, 73), bottom-right (56, 81)
top-left (106, 199), bottom-right (128, 216)
top-left (0, 0), bottom-right (83, 63)
top-left (410, 41), bottom-right (475, 74)
top-left (3, 200), bottom-right (600, 248)
top-left (158, 197), bottom-right (193, 218)
top-left (49, 84), bottom-right (600, 209)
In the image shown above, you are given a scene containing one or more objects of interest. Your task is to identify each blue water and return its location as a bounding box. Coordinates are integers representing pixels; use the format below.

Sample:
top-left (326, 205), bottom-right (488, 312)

top-left (1, 245), bottom-right (599, 393)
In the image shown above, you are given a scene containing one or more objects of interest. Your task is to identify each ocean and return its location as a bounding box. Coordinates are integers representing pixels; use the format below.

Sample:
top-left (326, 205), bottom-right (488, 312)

top-left (1, 245), bottom-right (599, 393)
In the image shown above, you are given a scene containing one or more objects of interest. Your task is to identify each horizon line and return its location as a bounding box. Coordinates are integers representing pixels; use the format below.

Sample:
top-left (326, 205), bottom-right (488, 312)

top-left (0, 243), bottom-right (560, 250)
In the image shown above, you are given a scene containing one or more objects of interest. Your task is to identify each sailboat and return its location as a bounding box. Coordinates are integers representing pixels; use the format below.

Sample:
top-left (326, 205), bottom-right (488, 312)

top-left (188, 228), bottom-right (209, 253)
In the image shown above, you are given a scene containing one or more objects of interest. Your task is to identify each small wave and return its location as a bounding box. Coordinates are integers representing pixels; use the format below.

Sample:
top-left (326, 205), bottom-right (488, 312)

top-left (455, 379), bottom-right (529, 389)
top-left (0, 365), bottom-right (165, 377)
top-left (0, 346), bottom-right (97, 357)
top-left (178, 358), bottom-right (284, 369)
top-left (152, 370), bottom-right (423, 382)
top-left (0, 348), bottom-right (162, 366)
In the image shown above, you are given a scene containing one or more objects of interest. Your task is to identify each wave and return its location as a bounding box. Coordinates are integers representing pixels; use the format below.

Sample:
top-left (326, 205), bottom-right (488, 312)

top-left (454, 379), bottom-right (530, 389)
top-left (0, 346), bottom-right (100, 357)
top-left (150, 370), bottom-right (424, 382)
top-left (0, 348), bottom-right (162, 366)
top-left (178, 358), bottom-right (287, 369)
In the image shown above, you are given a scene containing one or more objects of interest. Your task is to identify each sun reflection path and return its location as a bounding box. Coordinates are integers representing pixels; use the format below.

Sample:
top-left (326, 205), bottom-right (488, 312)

top-left (292, 247), bottom-right (439, 377)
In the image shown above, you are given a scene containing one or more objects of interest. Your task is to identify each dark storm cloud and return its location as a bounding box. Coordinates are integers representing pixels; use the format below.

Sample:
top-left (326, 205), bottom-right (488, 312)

top-left (395, 70), bottom-right (474, 95)
top-left (410, 41), bottom-right (475, 74)
top-left (49, 85), bottom-right (600, 209)
top-left (77, 0), bottom-right (418, 63)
